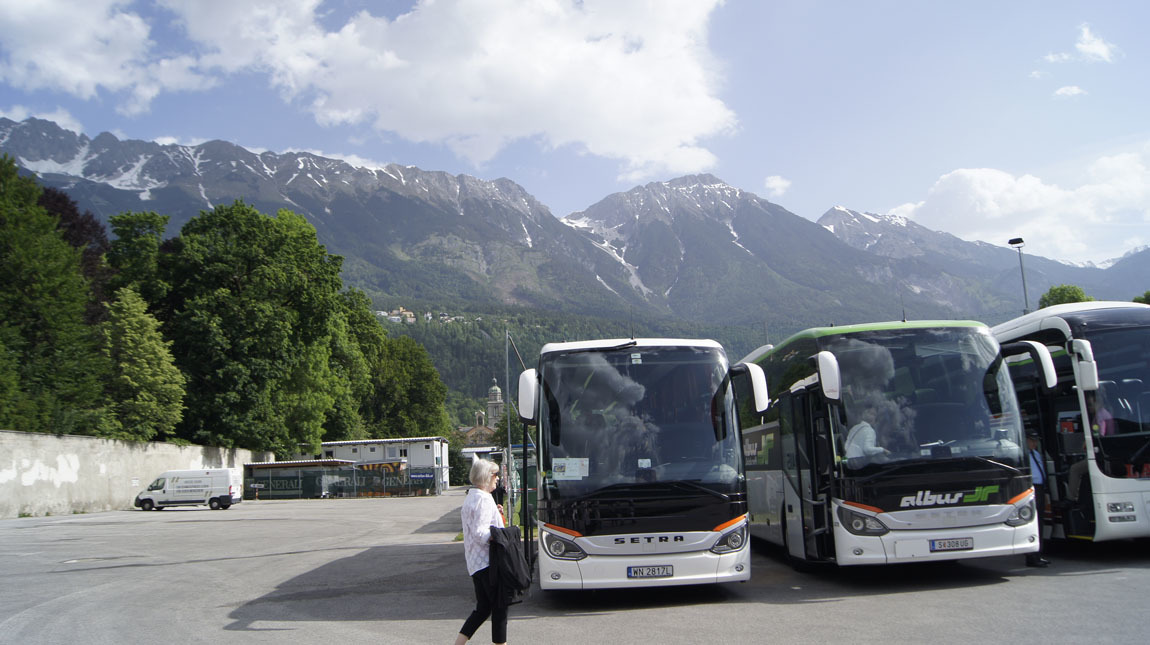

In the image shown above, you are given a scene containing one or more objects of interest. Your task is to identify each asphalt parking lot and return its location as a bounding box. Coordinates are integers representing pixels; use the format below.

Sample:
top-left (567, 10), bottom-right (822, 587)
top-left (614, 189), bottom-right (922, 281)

top-left (2, 489), bottom-right (1147, 644)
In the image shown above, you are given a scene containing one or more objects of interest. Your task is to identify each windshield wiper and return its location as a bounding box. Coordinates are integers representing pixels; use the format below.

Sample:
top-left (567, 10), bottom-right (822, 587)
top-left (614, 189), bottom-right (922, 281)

top-left (855, 459), bottom-right (935, 483)
top-left (665, 479), bottom-right (731, 501)
top-left (1128, 437), bottom-right (1150, 465)
top-left (956, 455), bottom-right (1022, 476)
top-left (567, 480), bottom-right (729, 503)
top-left (855, 455), bottom-right (1019, 483)
top-left (560, 339), bottom-right (639, 355)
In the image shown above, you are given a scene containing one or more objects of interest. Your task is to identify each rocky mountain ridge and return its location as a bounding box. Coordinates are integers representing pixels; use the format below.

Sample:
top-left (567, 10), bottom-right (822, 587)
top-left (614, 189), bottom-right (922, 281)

top-left (3, 117), bottom-right (1144, 335)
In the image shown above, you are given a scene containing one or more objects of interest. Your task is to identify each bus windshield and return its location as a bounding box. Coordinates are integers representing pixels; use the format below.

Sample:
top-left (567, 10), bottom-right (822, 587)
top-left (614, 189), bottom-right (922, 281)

top-left (539, 346), bottom-right (742, 500)
top-left (1084, 326), bottom-right (1150, 462)
top-left (829, 327), bottom-right (1024, 473)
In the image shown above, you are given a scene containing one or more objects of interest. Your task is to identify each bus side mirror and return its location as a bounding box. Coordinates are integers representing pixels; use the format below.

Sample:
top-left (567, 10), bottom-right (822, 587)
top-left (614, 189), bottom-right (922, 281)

top-left (517, 369), bottom-right (537, 424)
top-left (734, 362), bottom-right (770, 414)
top-left (1070, 339), bottom-right (1099, 391)
top-left (817, 351), bottom-right (841, 401)
top-left (1001, 341), bottom-right (1058, 390)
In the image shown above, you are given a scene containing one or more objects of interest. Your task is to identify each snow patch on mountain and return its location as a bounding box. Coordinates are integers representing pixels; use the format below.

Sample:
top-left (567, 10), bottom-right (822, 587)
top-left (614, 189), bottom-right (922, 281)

top-left (18, 142), bottom-right (91, 177)
top-left (101, 154), bottom-right (164, 191)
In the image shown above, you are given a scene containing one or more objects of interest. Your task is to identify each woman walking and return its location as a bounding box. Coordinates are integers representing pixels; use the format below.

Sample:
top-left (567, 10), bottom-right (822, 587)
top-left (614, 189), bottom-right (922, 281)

top-left (454, 459), bottom-right (507, 645)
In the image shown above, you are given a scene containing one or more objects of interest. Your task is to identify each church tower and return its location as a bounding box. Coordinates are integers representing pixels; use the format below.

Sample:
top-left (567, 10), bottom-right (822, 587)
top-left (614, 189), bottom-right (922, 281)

top-left (487, 377), bottom-right (505, 426)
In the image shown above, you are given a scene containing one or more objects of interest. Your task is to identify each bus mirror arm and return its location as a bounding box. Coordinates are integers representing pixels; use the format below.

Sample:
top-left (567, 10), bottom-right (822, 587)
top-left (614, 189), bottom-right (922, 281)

top-left (517, 369), bottom-right (538, 423)
top-left (733, 362), bottom-right (769, 413)
top-left (1069, 339), bottom-right (1099, 392)
top-left (816, 351), bottom-right (841, 401)
top-left (1000, 341), bottom-right (1058, 390)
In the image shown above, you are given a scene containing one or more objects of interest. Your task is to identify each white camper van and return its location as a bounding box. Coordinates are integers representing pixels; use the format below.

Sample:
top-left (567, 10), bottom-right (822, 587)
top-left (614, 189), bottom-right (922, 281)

top-left (134, 469), bottom-right (242, 511)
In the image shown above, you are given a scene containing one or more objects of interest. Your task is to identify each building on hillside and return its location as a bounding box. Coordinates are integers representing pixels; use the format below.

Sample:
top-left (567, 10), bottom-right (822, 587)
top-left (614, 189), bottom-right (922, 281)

top-left (380, 306), bottom-right (417, 324)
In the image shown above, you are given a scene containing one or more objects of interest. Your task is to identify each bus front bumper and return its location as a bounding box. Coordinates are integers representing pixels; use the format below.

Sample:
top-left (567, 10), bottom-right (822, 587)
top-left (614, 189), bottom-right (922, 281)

top-left (538, 548), bottom-right (750, 590)
top-left (834, 521), bottom-right (1039, 565)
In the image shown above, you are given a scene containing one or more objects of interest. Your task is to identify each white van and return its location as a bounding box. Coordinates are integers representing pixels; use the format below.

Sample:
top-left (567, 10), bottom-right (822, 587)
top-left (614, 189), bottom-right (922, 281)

top-left (134, 469), bottom-right (242, 511)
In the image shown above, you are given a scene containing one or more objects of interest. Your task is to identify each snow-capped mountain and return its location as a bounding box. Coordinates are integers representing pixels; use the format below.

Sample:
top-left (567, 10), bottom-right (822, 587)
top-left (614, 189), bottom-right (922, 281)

top-left (561, 175), bottom-right (991, 325)
top-left (3, 117), bottom-right (1143, 333)
top-left (816, 205), bottom-right (1137, 306)
top-left (1, 116), bottom-right (660, 317)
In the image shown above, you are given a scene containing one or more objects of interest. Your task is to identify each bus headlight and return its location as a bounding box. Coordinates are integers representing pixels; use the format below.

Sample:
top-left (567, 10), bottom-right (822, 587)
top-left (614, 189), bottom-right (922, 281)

top-left (1107, 502), bottom-right (1135, 514)
top-left (1006, 499), bottom-right (1035, 527)
top-left (541, 530), bottom-right (587, 561)
top-left (710, 525), bottom-right (747, 554)
top-left (837, 506), bottom-right (889, 536)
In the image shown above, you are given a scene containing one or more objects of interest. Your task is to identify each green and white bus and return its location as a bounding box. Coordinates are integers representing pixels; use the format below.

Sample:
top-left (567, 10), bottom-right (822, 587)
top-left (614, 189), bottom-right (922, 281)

top-left (733, 320), bottom-right (1054, 566)
top-left (993, 301), bottom-right (1150, 541)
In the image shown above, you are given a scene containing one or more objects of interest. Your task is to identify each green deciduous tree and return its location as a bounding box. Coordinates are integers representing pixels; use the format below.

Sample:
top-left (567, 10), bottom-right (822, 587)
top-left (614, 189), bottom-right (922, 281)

top-left (377, 335), bottom-right (453, 438)
top-left (38, 187), bottom-right (113, 324)
top-left (101, 287), bottom-right (186, 441)
top-left (0, 156), bottom-right (108, 434)
top-left (1135, 291), bottom-right (1150, 305)
top-left (107, 211), bottom-right (171, 306)
top-left (160, 202), bottom-right (345, 455)
top-left (354, 334), bottom-right (450, 440)
top-left (1039, 284), bottom-right (1093, 309)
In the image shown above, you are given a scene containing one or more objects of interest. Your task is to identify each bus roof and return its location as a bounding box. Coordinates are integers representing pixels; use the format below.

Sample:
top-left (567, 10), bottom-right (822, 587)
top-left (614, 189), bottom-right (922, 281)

top-left (539, 338), bottom-right (722, 357)
top-left (740, 320), bottom-right (987, 363)
top-left (991, 301), bottom-right (1150, 342)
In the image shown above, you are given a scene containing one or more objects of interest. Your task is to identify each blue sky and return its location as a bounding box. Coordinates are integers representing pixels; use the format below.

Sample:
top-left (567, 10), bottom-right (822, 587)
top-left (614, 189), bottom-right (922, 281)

top-left (1, 1), bottom-right (1148, 265)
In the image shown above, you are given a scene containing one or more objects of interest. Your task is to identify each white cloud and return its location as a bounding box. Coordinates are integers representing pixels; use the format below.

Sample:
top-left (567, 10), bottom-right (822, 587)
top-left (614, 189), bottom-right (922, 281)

top-left (152, 135), bottom-right (209, 147)
top-left (1, 0), bottom-right (733, 180)
top-left (158, 0), bottom-right (734, 181)
top-left (890, 146), bottom-right (1150, 264)
top-left (286, 148), bottom-right (390, 170)
top-left (0, 105), bottom-right (83, 133)
top-left (1028, 70), bottom-right (1049, 80)
top-left (1043, 23), bottom-right (1118, 65)
top-left (1075, 24), bottom-right (1117, 63)
top-left (764, 175), bottom-right (791, 198)
top-left (1054, 85), bottom-right (1086, 98)
top-left (0, 0), bottom-right (213, 115)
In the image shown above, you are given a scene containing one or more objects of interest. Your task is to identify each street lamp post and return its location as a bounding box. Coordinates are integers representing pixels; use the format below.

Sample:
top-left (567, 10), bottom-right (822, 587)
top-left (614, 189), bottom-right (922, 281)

top-left (1008, 237), bottom-right (1030, 314)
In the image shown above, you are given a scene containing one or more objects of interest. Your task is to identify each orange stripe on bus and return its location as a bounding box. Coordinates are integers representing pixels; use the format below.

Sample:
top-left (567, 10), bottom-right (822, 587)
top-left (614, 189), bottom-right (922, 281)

top-left (712, 514), bottom-right (748, 532)
top-left (1008, 488), bottom-right (1034, 505)
top-left (544, 523), bottom-right (583, 538)
top-left (843, 501), bottom-right (884, 514)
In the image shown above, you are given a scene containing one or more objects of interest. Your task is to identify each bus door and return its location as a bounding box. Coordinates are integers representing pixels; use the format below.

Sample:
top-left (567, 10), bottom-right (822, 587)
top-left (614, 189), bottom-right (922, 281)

top-left (781, 388), bottom-right (834, 562)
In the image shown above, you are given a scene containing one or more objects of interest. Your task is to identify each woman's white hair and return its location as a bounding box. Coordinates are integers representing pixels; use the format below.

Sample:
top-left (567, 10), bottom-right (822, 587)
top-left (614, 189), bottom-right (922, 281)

top-left (469, 459), bottom-right (500, 487)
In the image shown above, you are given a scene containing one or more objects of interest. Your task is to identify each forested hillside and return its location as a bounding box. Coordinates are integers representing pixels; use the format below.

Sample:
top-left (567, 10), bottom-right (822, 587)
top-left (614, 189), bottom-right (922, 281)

top-left (0, 156), bottom-right (452, 457)
top-left (386, 305), bottom-right (772, 407)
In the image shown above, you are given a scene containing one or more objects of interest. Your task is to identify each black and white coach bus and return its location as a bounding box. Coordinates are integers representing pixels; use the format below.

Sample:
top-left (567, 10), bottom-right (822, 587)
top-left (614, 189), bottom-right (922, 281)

top-left (993, 301), bottom-right (1150, 541)
top-left (733, 320), bottom-right (1054, 566)
top-left (516, 338), bottom-right (768, 589)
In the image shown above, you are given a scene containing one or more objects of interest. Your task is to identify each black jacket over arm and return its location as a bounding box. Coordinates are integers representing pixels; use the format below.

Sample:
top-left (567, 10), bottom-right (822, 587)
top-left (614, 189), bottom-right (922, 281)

top-left (488, 525), bottom-right (531, 608)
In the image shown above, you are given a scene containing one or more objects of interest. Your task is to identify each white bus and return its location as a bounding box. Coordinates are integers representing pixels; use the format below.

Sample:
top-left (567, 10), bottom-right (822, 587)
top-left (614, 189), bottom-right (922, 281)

top-left (993, 301), bottom-right (1150, 541)
top-left (733, 321), bottom-right (1054, 567)
top-left (516, 338), bottom-right (768, 589)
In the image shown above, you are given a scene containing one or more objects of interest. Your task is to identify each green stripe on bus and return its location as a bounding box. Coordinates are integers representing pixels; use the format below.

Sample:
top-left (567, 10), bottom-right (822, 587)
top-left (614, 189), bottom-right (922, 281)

top-left (770, 320), bottom-right (987, 353)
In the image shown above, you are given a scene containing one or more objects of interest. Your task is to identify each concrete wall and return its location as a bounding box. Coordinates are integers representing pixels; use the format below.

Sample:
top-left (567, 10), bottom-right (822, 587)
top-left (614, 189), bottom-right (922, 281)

top-left (0, 431), bottom-right (273, 519)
